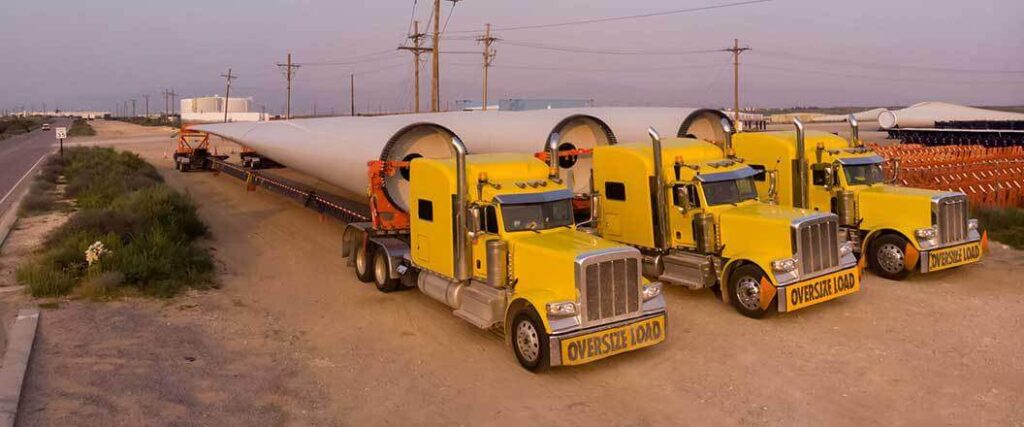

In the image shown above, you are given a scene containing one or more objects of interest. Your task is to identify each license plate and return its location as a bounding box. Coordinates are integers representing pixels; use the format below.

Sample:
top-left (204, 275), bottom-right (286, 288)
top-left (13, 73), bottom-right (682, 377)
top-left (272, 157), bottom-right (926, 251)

top-left (925, 242), bottom-right (982, 272)
top-left (559, 315), bottom-right (665, 366)
top-left (782, 268), bottom-right (860, 312)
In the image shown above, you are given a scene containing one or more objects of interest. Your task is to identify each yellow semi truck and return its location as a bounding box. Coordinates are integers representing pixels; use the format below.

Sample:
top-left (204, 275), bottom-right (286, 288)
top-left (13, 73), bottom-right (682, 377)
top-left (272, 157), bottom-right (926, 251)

top-left (581, 124), bottom-right (860, 318)
top-left (343, 136), bottom-right (666, 371)
top-left (731, 117), bottom-right (984, 280)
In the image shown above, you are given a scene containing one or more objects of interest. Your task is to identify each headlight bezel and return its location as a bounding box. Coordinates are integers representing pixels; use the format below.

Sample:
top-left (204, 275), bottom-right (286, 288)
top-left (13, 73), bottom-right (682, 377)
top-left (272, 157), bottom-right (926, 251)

top-left (967, 218), bottom-right (979, 231)
top-left (771, 256), bottom-right (798, 273)
top-left (642, 282), bottom-right (663, 301)
top-left (546, 301), bottom-right (578, 317)
top-left (914, 226), bottom-right (937, 240)
top-left (839, 240), bottom-right (855, 258)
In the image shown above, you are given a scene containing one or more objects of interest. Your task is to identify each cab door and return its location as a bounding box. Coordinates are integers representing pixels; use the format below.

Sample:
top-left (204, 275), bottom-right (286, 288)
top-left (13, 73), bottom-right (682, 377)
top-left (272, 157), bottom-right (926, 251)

top-left (809, 163), bottom-right (835, 212)
top-left (668, 182), bottom-right (700, 249)
top-left (470, 204), bottom-right (500, 280)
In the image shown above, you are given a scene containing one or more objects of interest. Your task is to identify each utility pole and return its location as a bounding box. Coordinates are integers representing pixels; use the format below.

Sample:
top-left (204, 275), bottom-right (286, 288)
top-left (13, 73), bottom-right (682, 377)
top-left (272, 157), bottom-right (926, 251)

top-left (350, 74), bottom-right (355, 116)
top-left (398, 20), bottom-right (429, 113)
top-left (162, 90), bottom-right (170, 115)
top-left (221, 68), bottom-right (236, 123)
top-left (142, 94), bottom-right (150, 117)
top-left (431, 0), bottom-right (441, 112)
top-left (277, 53), bottom-right (300, 119)
top-left (168, 89), bottom-right (178, 115)
top-left (477, 23), bottom-right (499, 111)
top-left (722, 38), bottom-right (751, 130)
top-left (130, 99), bottom-right (136, 117)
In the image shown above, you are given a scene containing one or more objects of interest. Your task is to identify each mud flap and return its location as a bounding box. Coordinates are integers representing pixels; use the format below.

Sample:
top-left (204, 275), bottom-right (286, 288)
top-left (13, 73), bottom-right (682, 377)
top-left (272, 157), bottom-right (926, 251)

top-left (758, 276), bottom-right (776, 310)
top-left (904, 243), bottom-right (920, 271)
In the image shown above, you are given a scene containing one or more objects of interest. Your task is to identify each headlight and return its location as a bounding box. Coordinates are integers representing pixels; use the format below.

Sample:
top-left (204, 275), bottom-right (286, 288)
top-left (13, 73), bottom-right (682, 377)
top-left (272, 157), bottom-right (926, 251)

top-left (839, 240), bottom-right (855, 258)
top-left (968, 219), bottom-right (979, 231)
top-left (642, 282), bottom-right (663, 301)
top-left (546, 301), bottom-right (577, 317)
top-left (915, 226), bottom-right (937, 240)
top-left (771, 257), bottom-right (798, 273)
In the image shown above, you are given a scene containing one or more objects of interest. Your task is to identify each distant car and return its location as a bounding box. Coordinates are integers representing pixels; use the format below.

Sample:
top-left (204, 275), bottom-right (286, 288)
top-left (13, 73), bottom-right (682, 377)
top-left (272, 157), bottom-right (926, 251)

top-left (41, 123), bottom-right (51, 131)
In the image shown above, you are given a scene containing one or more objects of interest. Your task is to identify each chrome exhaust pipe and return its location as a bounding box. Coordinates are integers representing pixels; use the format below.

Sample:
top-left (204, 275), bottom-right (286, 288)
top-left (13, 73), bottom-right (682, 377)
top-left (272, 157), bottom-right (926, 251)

top-left (546, 132), bottom-right (561, 182)
top-left (648, 127), bottom-right (671, 250)
top-left (793, 118), bottom-right (809, 209)
top-left (848, 114), bottom-right (861, 147)
top-left (721, 117), bottom-right (735, 157)
top-left (451, 136), bottom-right (471, 282)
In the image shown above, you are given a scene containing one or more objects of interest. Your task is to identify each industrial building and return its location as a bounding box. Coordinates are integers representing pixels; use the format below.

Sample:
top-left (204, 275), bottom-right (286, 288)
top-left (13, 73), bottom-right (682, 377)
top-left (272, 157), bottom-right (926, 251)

top-left (180, 95), bottom-right (265, 123)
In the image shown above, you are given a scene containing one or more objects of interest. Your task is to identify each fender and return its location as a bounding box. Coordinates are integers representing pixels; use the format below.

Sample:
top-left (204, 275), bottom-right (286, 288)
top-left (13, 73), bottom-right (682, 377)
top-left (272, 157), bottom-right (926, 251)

top-left (504, 290), bottom-right (560, 337)
top-left (720, 255), bottom-right (777, 308)
top-left (862, 225), bottom-right (916, 252)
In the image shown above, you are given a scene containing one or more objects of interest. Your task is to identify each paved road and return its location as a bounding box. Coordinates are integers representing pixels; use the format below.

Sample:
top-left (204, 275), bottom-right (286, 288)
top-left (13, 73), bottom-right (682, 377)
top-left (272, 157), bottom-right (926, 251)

top-left (0, 118), bottom-right (68, 213)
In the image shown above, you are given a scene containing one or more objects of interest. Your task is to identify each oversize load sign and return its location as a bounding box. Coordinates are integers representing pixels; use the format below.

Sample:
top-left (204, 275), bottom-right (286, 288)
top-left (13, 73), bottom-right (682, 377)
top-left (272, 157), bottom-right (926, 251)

top-left (784, 268), bottom-right (860, 311)
top-left (926, 242), bottom-right (982, 272)
top-left (560, 315), bottom-right (665, 366)
top-left (55, 127), bottom-right (67, 139)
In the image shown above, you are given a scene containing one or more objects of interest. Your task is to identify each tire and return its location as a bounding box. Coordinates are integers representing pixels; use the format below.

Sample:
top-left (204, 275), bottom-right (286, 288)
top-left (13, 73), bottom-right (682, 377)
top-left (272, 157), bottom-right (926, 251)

top-left (727, 264), bottom-right (771, 319)
top-left (511, 310), bottom-right (550, 372)
top-left (372, 247), bottom-right (400, 292)
top-left (354, 240), bottom-right (374, 283)
top-left (869, 233), bottom-right (913, 281)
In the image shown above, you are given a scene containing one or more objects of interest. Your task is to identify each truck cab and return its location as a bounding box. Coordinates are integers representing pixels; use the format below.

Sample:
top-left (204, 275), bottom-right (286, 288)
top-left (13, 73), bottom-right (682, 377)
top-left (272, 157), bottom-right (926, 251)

top-left (731, 118), bottom-right (984, 280)
top-left (344, 138), bottom-right (666, 371)
top-left (588, 128), bottom-right (860, 318)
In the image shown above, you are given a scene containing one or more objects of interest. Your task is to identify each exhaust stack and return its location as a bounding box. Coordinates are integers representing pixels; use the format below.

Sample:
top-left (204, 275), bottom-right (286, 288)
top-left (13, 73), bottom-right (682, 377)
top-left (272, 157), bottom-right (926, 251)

top-left (848, 114), bottom-right (861, 147)
top-left (721, 117), bottom-right (735, 157)
top-left (793, 118), bottom-right (809, 209)
top-left (546, 133), bottom-right (561, 181)
top-left (648, 127), bottom-right (672, 250)
top-left (451, 136), bottom-right (471, 282)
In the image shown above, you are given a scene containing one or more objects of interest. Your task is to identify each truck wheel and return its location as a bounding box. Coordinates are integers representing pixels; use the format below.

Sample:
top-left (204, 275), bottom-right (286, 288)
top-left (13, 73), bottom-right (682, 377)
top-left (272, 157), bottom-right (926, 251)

top-left (511, 310), bottom-right (549, 372)
top-left (372, 247), bottom-right (400, 292)
top-left (354, 241), bottom-right (374, 283)
top-left (728, 264), bottom-right (771, 319)
top-left (869, 234), bottom-right (912, 281)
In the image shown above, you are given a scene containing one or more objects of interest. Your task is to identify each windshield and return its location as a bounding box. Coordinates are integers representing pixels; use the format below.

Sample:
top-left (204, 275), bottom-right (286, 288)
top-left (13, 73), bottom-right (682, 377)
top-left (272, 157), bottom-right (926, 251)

top-left (502, 199), bottom-right (574, 232)
top-left (843, 163), bottom-right (886, 186)
top-left (702, 177), bottom-right (759, 206)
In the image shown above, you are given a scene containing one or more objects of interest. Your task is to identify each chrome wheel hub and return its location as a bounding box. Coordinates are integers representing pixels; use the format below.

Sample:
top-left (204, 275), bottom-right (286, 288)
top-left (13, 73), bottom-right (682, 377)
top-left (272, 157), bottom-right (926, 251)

top-left (515, 320), bottom-right (540, 363)
top-left (877, 243), bottom-right (905, 274)
top-left (736, 277), bottom-right (762, 311)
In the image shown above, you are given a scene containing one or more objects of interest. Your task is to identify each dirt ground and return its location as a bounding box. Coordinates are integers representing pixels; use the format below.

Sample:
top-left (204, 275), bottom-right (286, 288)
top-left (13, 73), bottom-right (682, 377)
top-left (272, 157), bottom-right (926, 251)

top-left (2, 119), bottom-right (1023, 426)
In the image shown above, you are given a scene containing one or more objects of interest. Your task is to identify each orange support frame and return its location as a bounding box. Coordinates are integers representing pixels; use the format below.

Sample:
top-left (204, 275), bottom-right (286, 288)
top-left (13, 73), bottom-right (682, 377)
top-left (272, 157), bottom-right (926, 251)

top-left (367, 160), bottom-right (411, 231)
top-left (176, 125), bottom-right (211, 155)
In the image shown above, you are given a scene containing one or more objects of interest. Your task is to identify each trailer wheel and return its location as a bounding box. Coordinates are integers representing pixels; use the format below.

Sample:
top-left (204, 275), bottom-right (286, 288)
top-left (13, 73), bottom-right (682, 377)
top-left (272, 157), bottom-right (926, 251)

top-left (511, 309), bottom-right (549, 372)
top-left (372, 247), bottom-right (400, 292)
top-left (354, 240), bottom-right (374, 283)
top-left (727, 264), bottom-right (771, 319)
top-left (869, 233), bottom-right (912, 281)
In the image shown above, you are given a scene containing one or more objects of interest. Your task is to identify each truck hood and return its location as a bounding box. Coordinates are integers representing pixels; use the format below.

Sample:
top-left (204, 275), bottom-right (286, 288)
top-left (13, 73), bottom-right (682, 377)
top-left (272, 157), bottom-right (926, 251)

top-left (717, 203), bottom-right (815, 259)
top-left (508, 229), bottom-right (633, 301)
top-left (857, 185), bottom-right (941, 230)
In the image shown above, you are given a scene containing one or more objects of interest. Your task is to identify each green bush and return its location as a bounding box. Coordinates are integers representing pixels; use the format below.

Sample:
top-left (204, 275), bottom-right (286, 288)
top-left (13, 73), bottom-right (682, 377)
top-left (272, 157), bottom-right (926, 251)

top-left (16, 147), bottom-right (215, 298)
top-left (67, 118), bottom-right (96, 137)
top-left (976, 207), bottom-right (1024, 249)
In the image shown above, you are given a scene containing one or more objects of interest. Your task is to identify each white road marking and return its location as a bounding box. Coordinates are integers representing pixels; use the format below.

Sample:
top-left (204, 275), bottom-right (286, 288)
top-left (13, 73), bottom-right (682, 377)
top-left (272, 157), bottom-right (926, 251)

top-left (0, 154), bottom-right (48, 209)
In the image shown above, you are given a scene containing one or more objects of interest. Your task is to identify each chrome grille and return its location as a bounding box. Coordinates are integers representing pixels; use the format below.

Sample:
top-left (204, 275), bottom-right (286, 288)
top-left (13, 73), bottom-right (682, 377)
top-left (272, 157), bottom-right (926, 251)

top-left (936, 195), bottom-right (969, 244)
top-left (581, 256), bottom-right (641, 325)
top-left (796, 216), bottom-right (841, 276)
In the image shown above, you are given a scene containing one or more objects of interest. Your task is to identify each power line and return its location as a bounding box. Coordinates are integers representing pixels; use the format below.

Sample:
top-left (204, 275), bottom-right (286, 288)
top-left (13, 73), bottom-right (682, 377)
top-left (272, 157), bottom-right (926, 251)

top-left (441, 0), bottom-right (460, 33)
top-left (446, 0), bottom-right (772, 34)
top-left (501, 40), bottom-right (721, 56)
top-left (745, 62), bottom-right (1024, 85)
top-left (448, 61), bottom-right (727, 73)
top-left (751, 49), bottom-right (1024, 74)
top-left (299, 50), bottom-right (400, 66)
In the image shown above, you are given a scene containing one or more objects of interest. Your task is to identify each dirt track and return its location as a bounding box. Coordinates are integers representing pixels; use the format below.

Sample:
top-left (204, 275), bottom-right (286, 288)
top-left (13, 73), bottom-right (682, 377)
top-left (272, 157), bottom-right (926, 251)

top-left (5, 120), bottom-right (1024, 426)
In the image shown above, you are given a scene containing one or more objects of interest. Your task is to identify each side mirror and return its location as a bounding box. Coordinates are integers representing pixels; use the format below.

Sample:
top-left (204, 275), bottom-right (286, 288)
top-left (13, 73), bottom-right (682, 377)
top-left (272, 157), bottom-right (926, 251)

top-left (824, 166), bottom-right (834, 189)
top-left (674, 186), bottom-right (691, 213)
top-left (468, 206), bottom-right (482, 236)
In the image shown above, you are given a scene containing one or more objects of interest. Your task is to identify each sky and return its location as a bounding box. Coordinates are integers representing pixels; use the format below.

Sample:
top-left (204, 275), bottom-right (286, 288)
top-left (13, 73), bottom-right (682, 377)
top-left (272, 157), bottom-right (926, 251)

top-left (1, 0), bottom-right (1022, 115)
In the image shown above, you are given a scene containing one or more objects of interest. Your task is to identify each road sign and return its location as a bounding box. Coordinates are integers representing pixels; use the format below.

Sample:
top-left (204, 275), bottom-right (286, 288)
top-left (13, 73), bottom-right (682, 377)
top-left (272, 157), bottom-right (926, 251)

top-left (55, 127), bottom-right (67, 139)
